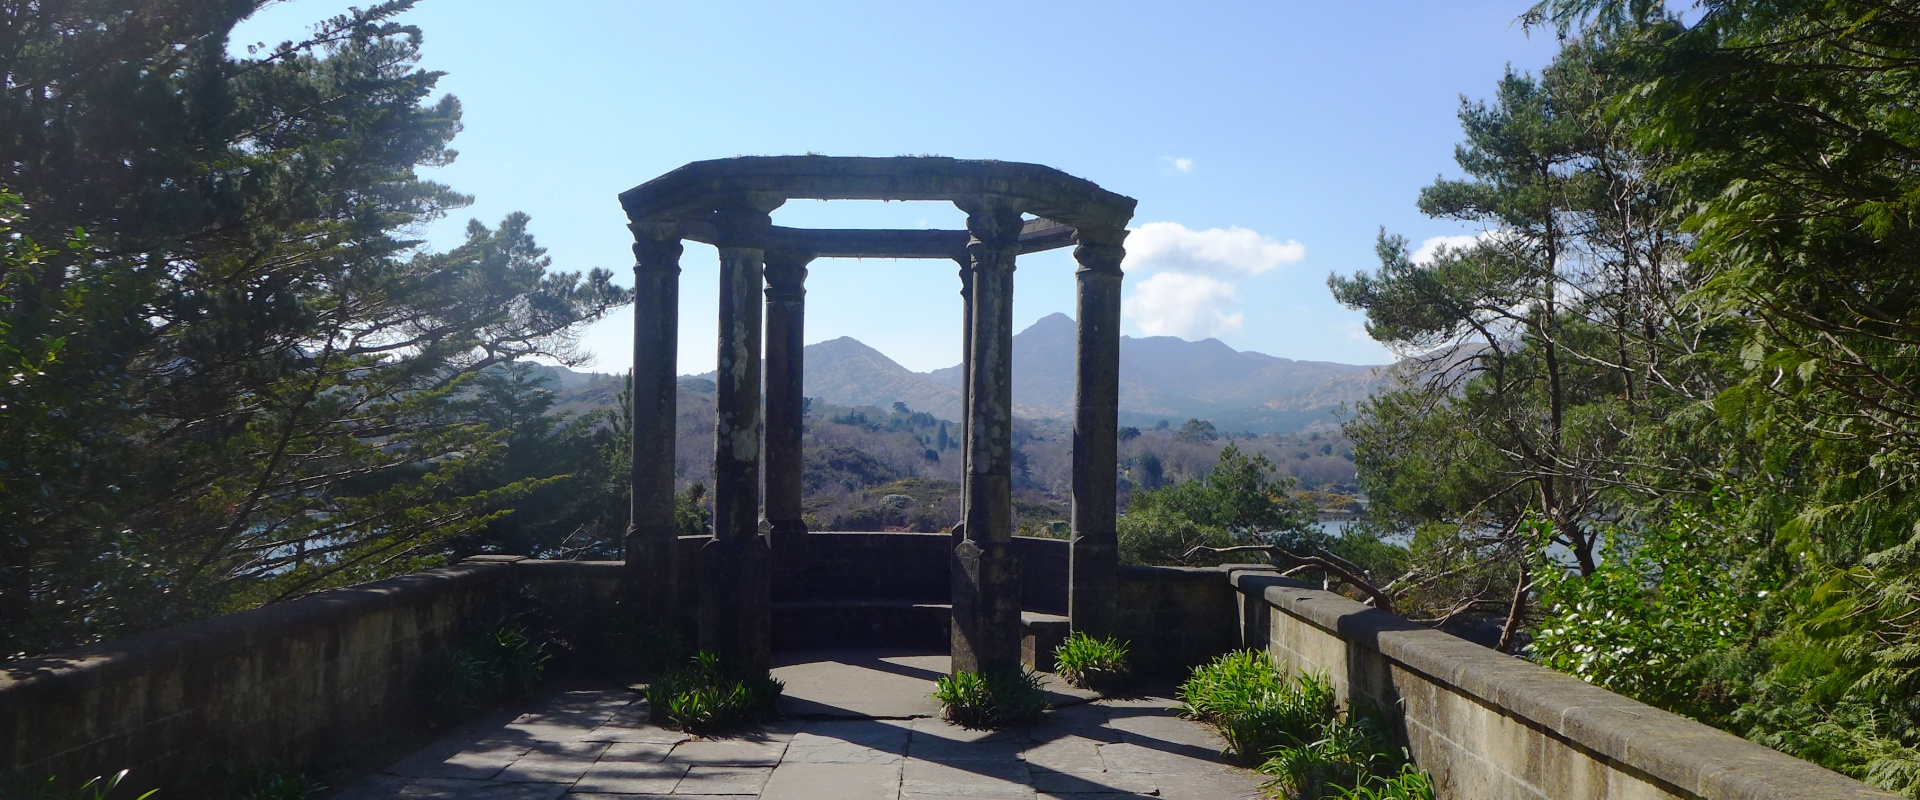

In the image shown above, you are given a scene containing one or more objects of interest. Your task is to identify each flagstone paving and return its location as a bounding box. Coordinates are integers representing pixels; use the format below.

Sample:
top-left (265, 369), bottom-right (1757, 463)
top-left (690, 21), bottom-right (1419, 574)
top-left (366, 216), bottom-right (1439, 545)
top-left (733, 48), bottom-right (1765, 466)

top-left (331, 650), bottom-right (1269, 799)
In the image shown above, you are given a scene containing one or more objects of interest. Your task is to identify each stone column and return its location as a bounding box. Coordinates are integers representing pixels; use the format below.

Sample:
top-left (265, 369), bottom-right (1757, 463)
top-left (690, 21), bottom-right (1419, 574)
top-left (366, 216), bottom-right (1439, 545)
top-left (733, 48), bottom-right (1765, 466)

top-left (763, 250), bottom-right (812, 602)
top-left (951, 198), bottom-right (1025, 674)
top-left (1069, 226), bottom-right (1127, 636)
top-left (625, 226), bottom-right (683, 622)
top-left (953, 256), bottom-right (974, 547)
top-left (702, 204), bottom-right (774, 671)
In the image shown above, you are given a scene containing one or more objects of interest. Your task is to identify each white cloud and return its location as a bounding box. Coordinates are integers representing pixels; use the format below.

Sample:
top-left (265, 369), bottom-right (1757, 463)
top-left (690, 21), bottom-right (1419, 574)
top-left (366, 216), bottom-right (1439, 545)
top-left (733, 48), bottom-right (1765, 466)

top-left (1159, 155), bottom-right (1194, 174)
top-left (1124, 221), bottom-right (1304, 277)
top-left (1411, 233), bottom-right (1492, 265)
top-left (1123, 271), bottom-right (1245, 340)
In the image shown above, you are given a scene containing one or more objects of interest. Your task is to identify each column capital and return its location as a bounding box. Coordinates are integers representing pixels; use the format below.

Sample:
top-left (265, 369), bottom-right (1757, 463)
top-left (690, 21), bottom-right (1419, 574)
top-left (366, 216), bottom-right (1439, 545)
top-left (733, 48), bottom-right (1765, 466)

top-left (1073, 226), bottom-right (1127, 276)
top-left (764, 251), bottom-right (811, 301)
top-left (956, 196), bottom-right (1026, 254)
top-left (711, 196), bottom-right (781, 249)
top-left (630, 226), bottom-right (684, 272)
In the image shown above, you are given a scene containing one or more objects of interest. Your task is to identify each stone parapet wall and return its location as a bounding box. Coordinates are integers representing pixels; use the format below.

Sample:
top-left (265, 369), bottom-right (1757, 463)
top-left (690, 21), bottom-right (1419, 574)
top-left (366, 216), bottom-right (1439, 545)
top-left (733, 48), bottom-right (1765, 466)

top-left (0, 558), bottom-right (519, 791)
top-left (1230, 569), bottom-right (1899, 800)
top-left (1112, 565), bottom-right (1244, 676)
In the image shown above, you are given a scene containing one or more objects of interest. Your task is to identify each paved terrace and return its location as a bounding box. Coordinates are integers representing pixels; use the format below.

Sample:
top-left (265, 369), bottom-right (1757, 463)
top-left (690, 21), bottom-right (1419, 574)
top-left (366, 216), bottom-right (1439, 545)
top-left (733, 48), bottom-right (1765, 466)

top-left (332, 650), bottom-right (1267, 800)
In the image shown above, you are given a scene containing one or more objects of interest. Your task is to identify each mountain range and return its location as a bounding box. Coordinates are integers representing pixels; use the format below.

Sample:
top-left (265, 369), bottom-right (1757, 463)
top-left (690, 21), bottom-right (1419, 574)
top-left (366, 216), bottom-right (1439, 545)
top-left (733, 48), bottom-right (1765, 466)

top-left (800, 313), bottom-right (1386, 433)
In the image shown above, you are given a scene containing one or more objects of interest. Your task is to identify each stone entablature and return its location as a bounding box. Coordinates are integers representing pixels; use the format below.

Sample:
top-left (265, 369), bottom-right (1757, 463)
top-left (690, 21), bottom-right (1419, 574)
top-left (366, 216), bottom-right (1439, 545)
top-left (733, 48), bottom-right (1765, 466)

top-left (617, 156), bottom-right (1138, 675)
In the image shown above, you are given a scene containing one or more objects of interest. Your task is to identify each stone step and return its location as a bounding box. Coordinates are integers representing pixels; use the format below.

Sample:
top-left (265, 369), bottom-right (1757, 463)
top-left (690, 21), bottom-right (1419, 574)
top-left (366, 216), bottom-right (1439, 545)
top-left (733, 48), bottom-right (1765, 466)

top-left (770, 600), bottom-right (1069, 671)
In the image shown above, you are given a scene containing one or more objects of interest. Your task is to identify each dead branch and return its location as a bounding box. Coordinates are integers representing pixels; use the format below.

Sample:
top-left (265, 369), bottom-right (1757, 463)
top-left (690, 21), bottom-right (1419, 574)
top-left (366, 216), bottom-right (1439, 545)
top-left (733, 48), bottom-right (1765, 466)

top-left (1185, 544), bottom-right (1395, 614)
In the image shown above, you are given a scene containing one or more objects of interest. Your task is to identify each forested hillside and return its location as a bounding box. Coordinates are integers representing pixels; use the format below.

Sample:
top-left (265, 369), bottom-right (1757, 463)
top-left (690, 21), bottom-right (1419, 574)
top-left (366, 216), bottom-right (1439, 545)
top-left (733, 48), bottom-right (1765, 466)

top-left (542, 368), bottom-right (1359, 538)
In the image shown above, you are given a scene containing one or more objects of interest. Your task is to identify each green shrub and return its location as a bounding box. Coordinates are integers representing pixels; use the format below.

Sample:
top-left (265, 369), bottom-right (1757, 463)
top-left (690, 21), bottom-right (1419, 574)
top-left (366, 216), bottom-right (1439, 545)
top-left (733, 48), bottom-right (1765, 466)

top-left (934, 668), bottom-right (1049, 729)
top-left (1052, 632), bottom-right (1132, 692)
top-left (1258, 713), bottom-right (1398, 799)
top-left (1179, 652), bottom-right (1435, 799)
top-left (645, 651), bottom-right (784, 734)
top-left (1179, 650), bottom-right (1336, 759)
top-left (423, 620), bottom-right (550, 715)
top-left (1331, 763), bottom-right (1435, 800)
top-left (0, 771), bottom-right (155, 800)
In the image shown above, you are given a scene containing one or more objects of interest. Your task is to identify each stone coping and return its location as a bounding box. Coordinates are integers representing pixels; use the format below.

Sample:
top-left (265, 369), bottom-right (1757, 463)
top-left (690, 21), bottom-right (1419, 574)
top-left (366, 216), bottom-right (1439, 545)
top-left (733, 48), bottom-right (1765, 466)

top-left (619, 155), bottom-right (1137, 230)
top-left (0, 560), bottom-right (509, 694)
top-left (1228, 569), bottom-right (1900, 800)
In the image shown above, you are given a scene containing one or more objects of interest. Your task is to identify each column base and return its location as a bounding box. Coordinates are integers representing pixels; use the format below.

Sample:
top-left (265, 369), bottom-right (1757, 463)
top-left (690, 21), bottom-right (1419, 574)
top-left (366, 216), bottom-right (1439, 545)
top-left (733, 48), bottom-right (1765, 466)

top-left (699, 535), bottom-right (772, 673)
top-left (950, 538), bottom-right (1023, 674)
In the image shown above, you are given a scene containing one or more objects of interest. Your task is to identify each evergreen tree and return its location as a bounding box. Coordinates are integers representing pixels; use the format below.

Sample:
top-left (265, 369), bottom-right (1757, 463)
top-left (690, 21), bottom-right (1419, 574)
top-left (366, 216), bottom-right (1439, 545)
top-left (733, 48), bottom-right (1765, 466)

top-left (0, 1), bottom-right (625, 657)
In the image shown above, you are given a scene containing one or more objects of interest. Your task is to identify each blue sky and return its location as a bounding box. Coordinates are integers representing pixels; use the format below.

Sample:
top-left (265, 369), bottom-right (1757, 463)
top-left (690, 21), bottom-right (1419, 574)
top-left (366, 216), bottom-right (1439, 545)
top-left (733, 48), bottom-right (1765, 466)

top-left (233, 1), bottom-right (1562, 373)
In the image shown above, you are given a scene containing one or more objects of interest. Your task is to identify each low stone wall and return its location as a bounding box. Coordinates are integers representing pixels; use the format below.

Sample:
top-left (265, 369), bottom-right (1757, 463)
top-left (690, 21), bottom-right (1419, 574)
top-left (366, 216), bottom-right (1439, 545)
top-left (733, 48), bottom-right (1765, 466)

top-left (0, 558), bottom-right (519, 792)
top-left (1113, 565), bottom-right (1244, 676)
top-left (0, 538), bottom-right (1249, 792)
top-left (1231, 570), bottom-right (1900, 800)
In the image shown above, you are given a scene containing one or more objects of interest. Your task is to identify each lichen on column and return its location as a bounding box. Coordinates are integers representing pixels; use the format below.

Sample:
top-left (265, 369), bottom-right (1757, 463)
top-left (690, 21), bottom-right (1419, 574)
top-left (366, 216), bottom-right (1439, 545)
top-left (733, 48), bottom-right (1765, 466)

top-left (1069, 225), bottom-right (1127, 637)
top-left (950, 197), bottom-right (1026, 675)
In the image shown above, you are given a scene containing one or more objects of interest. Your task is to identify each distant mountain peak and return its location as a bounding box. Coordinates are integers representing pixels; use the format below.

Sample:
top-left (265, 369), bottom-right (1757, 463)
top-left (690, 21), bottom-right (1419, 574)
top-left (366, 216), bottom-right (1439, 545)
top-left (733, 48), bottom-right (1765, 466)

top-left (1028, 312), bottom-right (1076, 330)
top-left (797, 317), bottom-right (1386, 433)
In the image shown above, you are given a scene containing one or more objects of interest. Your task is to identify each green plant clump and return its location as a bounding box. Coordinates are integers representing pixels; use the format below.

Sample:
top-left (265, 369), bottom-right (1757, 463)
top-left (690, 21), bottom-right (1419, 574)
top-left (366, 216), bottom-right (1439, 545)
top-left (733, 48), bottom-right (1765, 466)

top-left (645, 652), bottom-right (785, 734)
top-left (1327, 762), bottom-right (1435, 800)
top-left (1052, 632), bottom-right (1132, 692)
top-left (1259, 713), bottom-right (1408, 799)
top-left (423, 621), bottom-right (550, 715)
top-left (1179, 650), bottom-right (1334, 759)
top-left (934, 668), bottom-right (1049, 729)
top-left (1178, 651), bottom-right (1434, 799)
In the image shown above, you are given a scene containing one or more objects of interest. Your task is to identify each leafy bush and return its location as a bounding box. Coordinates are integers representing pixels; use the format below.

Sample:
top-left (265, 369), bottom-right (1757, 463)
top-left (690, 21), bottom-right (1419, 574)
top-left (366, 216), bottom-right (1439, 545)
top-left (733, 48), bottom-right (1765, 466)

top-left (1179, 650), bottom-right (1334, 759)
top-left (1259, 713), bottom-right (1399, 799)
top-left (645, 652), bottom-right (785, 734)
top-left (423, 621), bottom-right (550, 715)
top-left (1178, 651), bottom-right (1434, 799)
top-left (1529, 503), bottom-right (1757, 721)
top-left (1330, 762), bottom-right (1435, 800)
top-left (934, 668), bottom-right (1049, 729)
top-left (1180, 650), bottom-right (1289, 722)
top-left (1052, 632), bottom-right (1132, 692)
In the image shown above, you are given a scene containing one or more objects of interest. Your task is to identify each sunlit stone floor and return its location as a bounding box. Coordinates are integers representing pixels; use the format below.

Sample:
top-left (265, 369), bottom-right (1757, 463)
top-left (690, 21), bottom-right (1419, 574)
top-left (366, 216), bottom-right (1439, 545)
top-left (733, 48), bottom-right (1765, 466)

top-left (331, 650), bottom-right (1268, 800)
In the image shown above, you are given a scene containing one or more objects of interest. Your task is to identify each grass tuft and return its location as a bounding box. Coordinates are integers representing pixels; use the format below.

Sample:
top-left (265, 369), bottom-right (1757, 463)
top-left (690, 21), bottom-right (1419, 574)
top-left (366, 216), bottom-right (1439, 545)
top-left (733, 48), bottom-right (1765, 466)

top-left (934, 668), bottom-right (1049, 729)
top-left (422, 620), bottom-right (549, 715)
top-left (1179, 650), bottom-right (1434, 800)
top-left (1052, 632), bottom-right (1132, 693)
top-left (644, 651), bottom-right (784, 734)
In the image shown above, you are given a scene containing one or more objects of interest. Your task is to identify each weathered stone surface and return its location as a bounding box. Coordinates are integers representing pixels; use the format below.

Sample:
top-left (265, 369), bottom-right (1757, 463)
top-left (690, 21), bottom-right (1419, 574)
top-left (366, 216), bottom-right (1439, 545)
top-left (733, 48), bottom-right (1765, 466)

top-left (1069, 225), bottom-right (1126, 638)
top-left (762, 761), bottom-right (903, 800)
top-left (902, 757), bottom-right (1036, 798)
top-left (625, 231), bottom-right (683, 617)
top-left (951, 199), bottom-right (1027, 674)
top-left (763, 251), bottom-right (812, 604)
top-left (570, 759), bottom-right (688, 794)
top-left (619, 156), bottom-right (1138, 232)
top-left (669, 737), bottom-right (790, 767)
